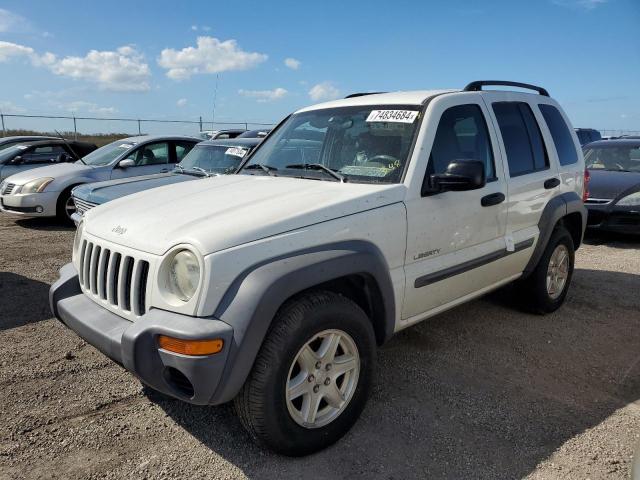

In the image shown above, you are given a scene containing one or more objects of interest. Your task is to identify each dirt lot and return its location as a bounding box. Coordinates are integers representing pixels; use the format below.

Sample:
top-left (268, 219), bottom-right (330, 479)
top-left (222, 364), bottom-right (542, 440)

top-left (0, 213), bottom-right (639, 480)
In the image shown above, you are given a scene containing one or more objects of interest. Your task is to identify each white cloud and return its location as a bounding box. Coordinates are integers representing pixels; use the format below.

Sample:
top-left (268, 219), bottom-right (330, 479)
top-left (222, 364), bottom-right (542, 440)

top-left (0, 100), bottom-right (26, 114)
top-left (158, 36), bottom-right (267, 80)
top-left (551, 0), bottom-right (608, 10)
top-left (191, 25), bottom-right (198, 31)
top-left (0, 41), bottom-right (35, 61)
top-left (62, 101), bottom-right (117, 115)
top-left (0, 41), bottom-right (151, 92)
top-left (308, 81), bottom-right (341, 102)
top-left (238, 87), bottom-right (288, 102)
top-left (176, 98), bottom-right (188, 107)
top-left (0, 8), bottom-right (31, 33)
top-left (284, 57), bottom-right (301, 70)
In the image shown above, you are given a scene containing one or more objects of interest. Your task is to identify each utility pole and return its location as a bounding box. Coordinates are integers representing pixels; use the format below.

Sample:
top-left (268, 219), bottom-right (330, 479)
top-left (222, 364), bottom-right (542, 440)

top-left (212, 74), bottom-right (219, 127)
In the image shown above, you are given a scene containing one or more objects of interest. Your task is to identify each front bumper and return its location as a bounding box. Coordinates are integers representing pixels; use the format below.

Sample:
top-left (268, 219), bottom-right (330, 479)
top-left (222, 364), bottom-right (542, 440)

top-left (50, 263), bottom-right (235, 405)
top-left (586, 204), bottom-right (640, 235)
top-left (0, 191), bottom-right (59, 217)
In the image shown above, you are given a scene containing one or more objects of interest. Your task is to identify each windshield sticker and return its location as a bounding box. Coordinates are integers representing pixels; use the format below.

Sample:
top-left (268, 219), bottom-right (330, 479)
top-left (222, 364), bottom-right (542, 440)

top-left (118, 144), bottom-right (134, 149)
top-left (340, 165), bottom-right (393, 177)
top-left (225, 147), bottom-right (248, 157)
top-left (366, 110), bottom-right (419, 123)
top-left (16, 145), bottom-right (28, 150)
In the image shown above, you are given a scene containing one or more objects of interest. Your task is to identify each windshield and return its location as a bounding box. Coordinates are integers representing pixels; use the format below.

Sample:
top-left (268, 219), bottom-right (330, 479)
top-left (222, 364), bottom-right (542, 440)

top-left (584, 146), bottom-right (640, 172)
top-left (177, 144), bottom-right (252, 174)
top-left (81, 140), bottom-right (137, 166)
top-left (241, 105), bottom-right (422, 184)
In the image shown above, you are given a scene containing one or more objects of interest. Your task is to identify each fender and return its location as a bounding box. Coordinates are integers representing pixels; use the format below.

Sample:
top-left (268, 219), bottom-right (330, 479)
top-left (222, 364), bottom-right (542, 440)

top-left (209, 240), bottom-right (395, 404)
top-left (523, 191), bottom-right (587, 277)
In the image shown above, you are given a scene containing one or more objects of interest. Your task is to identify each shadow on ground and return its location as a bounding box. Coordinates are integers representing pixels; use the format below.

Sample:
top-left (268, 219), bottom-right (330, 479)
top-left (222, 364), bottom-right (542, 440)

top-left (15, 217), bottom-right (73, 232)
top-left (0, 272), bottom-right (52, 331)
top-left (583, 229), bottom-right (640, 249)
top-left (148, 266), bottom-right (640, 479)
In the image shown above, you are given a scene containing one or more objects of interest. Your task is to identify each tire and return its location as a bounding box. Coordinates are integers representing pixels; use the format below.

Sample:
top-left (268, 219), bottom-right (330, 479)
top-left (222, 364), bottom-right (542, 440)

top-left (234, 290), bottom-right (376, 456)
top-left (519, 226), bottom-right (575, 314)
top-left (56, 188), bottom-right (76, 225)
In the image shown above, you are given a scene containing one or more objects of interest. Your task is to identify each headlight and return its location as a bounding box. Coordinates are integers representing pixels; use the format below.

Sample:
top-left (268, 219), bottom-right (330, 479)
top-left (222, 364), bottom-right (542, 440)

top-left (18, 177), bottom-right (54, 194)
top-left (167, 249), bottom-right (200, 302)
top-left (72, 221), bottom-right (84, 262)
top-left (617, 191), bottom-right (640, 207)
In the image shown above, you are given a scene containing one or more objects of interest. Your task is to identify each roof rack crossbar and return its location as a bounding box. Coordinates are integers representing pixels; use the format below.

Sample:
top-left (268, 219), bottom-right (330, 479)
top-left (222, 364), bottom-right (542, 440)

top-left (344, 92), bottom-right (387, 99)
top-left (463, 81), bottom-right (549, 97)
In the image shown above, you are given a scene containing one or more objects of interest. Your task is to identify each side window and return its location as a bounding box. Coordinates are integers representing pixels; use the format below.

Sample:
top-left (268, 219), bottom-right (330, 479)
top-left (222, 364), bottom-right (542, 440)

top-left (492, 102), bottom-right (549, 176)
top-left (428, 104), bottom-right (496, 180)
top-left (175, 142), bottom-right (195, 163)
top-left (23, 145), bottom-right (65, 163)
top-left (128, 142), bottom-right (169, 166)
top-left (539, 104), bottom-right (578, 166)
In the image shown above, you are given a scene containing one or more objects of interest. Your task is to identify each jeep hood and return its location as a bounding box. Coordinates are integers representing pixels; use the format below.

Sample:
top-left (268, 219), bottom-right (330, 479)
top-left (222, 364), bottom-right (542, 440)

top-left (73, 172), bottom-right (194, 205)
top-left (84, 175), bottom-right (405, 255)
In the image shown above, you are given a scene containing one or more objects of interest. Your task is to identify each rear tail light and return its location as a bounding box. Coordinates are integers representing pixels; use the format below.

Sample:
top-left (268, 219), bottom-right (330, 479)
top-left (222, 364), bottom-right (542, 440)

top-left (582, 168), bottom-right (590, 202)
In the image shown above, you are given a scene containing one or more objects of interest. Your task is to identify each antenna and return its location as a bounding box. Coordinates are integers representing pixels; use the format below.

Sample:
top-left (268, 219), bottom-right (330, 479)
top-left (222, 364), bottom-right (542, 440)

top-left (54, 129), bottom-right (83, 164)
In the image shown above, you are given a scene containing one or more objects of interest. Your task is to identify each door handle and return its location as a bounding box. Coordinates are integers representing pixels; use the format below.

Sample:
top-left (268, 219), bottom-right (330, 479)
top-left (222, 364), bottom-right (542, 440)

top-left (160, 168), bottom-right (169, 173)
top-left (481, 192), bottom-right (506, 207)
top-left (544, 177), bottom-right (560, 189)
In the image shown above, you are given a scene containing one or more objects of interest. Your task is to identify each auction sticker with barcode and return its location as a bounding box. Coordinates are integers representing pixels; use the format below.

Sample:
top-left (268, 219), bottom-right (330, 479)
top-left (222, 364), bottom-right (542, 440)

top-left (225, 147), bottom-right (248, 157)
top-left (366, 110), bottom-right (419, 123)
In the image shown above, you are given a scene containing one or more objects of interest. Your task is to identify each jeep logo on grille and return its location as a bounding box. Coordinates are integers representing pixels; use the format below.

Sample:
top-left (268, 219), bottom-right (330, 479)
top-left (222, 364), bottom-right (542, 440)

top-left (112, 225), bottom-right (127, 235)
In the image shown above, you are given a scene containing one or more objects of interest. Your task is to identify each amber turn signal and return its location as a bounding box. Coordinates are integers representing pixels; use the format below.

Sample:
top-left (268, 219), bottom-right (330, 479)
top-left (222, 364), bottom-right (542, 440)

top-left (157, 335), bottom-right (224, 356)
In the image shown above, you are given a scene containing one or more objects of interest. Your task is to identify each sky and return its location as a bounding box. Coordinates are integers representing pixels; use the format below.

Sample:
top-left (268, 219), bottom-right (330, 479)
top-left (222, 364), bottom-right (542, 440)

top-left (0, 0), bottom-right (638, 135)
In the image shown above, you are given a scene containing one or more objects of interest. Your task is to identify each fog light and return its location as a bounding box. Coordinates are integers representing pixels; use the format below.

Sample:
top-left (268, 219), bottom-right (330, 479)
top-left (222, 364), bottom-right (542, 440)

top-left (36, 206), bottom-right (43, 213)
top-left (157, 335), bottom-right (223, 356)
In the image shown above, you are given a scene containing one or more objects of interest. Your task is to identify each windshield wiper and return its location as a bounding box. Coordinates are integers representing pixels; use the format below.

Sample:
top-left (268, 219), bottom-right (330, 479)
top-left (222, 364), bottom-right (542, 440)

top-left (191, 166), bottom-right (216, 177)
top-left (285, 163), bottom-right (346, 182)
top-left (244, 163), bottom-right (277, 176)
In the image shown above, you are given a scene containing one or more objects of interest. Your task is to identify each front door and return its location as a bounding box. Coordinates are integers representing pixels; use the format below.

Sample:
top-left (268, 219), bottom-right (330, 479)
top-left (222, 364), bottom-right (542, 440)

top-left (110, 141), bottom-right (171, 180)
top-left (402, 97), bottom-right (509, 323)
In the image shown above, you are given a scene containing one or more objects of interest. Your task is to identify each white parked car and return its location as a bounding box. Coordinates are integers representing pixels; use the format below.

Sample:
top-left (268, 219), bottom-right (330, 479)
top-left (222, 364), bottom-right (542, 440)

top-left (0, 135), bottom-right (200, 223)
top-left (50, 81), bottom-right (587, 455)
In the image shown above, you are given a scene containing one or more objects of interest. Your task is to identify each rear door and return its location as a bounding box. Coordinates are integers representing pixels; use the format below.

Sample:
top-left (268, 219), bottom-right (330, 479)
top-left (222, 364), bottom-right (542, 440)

top-left (402, 95), bottom-right (509, 321)
top-left (110, 141), bottom-right (171, 179)
top-left (482, 93), bottom-right (561, 275)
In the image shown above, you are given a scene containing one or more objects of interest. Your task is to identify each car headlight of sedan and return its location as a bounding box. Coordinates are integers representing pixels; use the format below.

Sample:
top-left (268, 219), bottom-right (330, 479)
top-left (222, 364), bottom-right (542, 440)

top-left (617, 191), bottom-right (640, 207)
top-left (166, 249), bottom-right (201, 302)
top-left (16, 177), bottom-right (54, 194)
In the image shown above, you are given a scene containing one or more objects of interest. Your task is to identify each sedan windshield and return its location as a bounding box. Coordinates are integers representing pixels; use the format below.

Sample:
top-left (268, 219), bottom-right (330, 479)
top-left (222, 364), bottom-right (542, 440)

top-left (177, 144), bottom-right (252, 174)
top-left (81, 141), bottom-right (137, 166)
top-left (584, 146), bottom-right (640, 172)
top-left (241, 105), bottom-right (422, 183)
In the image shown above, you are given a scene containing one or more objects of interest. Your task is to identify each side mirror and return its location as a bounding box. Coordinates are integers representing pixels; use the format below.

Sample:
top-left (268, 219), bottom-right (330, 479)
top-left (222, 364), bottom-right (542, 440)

top-left (430, 160), bottom-right (486, 192)
top-left (11, 155), bottom-right (23, 165)
top-left (118, 159), bottom-right (135, 168)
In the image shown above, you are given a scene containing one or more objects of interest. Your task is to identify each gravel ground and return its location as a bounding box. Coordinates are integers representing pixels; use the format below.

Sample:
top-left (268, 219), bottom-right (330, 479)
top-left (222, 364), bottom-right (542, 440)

top-left (0, 213), bottom-right (639, 480)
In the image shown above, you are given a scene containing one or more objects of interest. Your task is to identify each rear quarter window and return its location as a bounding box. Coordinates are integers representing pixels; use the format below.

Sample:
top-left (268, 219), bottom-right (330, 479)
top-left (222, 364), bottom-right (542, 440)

top-left (539, 104), bottom-right (579, 166)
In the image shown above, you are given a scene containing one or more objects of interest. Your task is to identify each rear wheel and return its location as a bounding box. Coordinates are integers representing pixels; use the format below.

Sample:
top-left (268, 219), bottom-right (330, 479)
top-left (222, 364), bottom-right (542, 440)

top-left (519, 226), bottom-right (575, 314)
top-left (234, 291), bottom-right (376, 456)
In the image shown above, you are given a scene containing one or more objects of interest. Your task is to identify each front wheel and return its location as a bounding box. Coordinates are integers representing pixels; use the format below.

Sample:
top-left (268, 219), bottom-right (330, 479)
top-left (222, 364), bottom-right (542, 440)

top-left (234, 291), bottom-right (376, 456)
top-left (56, 189), bottom-right (76, 225)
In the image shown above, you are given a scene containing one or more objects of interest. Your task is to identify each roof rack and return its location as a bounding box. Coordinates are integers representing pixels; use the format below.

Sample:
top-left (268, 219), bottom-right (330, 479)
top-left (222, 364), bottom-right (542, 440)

top-left (344, 92), bottom-right (386, 99)
top-left (463, 81), bottom-right (549, 97)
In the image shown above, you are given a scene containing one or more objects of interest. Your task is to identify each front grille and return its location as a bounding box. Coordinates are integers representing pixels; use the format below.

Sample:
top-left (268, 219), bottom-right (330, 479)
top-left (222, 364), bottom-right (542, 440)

top-left (73, 196), bottom-right (98, 216)
top-left (78, 239), bottom-right (150, 316)
top-left (2, 182), bottom-right (15, 195)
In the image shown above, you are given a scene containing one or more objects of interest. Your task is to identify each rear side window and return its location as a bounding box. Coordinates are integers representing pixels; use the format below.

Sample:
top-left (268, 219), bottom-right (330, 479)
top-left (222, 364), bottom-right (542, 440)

top-left (428, 104), bottom-right (496, 180)
top-left (492, 102), bottom-right (548, 176)
top-left (539, 104), bottom-right (579, 166)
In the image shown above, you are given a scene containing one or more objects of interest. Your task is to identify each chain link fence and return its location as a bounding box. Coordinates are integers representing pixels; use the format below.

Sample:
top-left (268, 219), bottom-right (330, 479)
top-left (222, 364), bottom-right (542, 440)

top-left (0, 113), bottom-right (274, 142)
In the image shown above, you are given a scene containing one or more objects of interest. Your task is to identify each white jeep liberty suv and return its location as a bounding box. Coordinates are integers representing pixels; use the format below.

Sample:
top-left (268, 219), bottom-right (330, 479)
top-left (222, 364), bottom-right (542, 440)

top-left (51, 81), bottom-right (587, 456)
